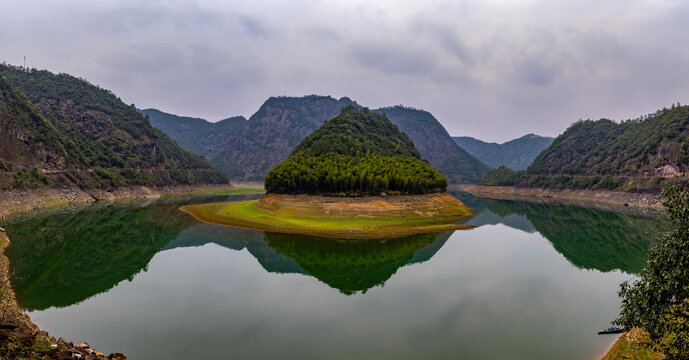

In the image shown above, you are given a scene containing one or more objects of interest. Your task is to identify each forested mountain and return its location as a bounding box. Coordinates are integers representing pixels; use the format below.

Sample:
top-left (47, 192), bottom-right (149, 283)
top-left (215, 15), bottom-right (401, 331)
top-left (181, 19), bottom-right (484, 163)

top-left (265, 107), bottom-right (447, 195)
top-left (147, 97), bottom-right (489, 183)
top-left (140, 108), bottom-right (246, 156)
top-left (453, 134), bottom-right (554, 170)
top-left (0, 64), bottom-right (227, 189)
top-left (0, 75), bottom-right (75, 173)
top-left (481, 104), bottom-right (689, 192)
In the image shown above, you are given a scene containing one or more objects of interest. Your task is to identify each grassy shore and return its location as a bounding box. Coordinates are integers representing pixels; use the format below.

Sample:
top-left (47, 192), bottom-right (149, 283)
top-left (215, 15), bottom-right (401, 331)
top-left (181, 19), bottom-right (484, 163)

top-left (180, 192), bottom-right (473, 238)
top-left (601, 328), bottom-right (664, 360)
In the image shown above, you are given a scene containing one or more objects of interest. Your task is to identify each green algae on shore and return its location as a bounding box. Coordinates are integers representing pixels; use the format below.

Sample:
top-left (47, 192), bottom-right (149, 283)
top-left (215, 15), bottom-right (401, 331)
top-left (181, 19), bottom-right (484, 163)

top-left (180, 193), bottom-right (473, 238)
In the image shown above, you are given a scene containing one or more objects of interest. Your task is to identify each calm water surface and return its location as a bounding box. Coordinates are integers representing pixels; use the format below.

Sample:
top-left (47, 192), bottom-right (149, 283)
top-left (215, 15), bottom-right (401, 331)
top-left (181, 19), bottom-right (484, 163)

top-left (0, 193), bottom-right (664, 359)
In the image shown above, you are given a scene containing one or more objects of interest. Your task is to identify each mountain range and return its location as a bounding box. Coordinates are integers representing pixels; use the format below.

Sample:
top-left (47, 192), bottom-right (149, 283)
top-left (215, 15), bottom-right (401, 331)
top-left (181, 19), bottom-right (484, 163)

top-left (142, 98), bottom-right (491, 184)
top-left (452, 134), bottom-right (554, 170)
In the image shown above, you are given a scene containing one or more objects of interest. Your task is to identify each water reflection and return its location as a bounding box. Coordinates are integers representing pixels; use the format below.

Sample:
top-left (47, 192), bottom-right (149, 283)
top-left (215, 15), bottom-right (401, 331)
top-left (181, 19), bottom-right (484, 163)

top-left (1, 195), bottom-right (257, 311)
top-left (471, 196), bottom-right (663, 274)
top-left (0, 192), bottom-right (663, 312)
top-left (264, 232), bottom-right (451, 295)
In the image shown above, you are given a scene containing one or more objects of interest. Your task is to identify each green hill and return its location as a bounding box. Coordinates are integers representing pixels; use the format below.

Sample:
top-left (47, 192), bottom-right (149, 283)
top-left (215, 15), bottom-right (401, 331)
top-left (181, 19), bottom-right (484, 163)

top-left (291, 106), bottom-right (420, 158)
top-left (0, 64), bottom-right (227, 189)
top-left (144, 97), bottom-right (490, 184)
top-left (481, 104), bottom-right (689, 192)
top-left (453, 134), bottom-right (554, 170)
top-left (265, 107), bottom-right (447, 195)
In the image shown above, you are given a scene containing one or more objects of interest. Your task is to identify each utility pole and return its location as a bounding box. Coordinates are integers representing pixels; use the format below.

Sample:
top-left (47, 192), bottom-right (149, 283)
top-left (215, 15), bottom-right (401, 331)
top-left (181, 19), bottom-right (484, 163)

top-left (23, 55), bottom-right (26, 71)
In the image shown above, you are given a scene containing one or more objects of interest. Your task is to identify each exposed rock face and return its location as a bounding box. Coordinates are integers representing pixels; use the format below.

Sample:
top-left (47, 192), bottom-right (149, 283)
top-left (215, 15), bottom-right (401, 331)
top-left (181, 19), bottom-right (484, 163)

top-left (146, 96), bottom-right (491, 183)
top-left (209, 96), bottom-right (356, 181)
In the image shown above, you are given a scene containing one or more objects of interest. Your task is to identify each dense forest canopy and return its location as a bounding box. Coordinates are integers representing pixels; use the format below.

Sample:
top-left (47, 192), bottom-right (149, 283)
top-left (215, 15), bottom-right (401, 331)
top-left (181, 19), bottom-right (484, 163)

top-left (265, 107), bottom-right (447, 196)
top-left (291, 106), bottom-right (420, 158)
top-left (480, 104), bottom-right (689, 192)
top-left (0, 64), bottom-right (228, 189)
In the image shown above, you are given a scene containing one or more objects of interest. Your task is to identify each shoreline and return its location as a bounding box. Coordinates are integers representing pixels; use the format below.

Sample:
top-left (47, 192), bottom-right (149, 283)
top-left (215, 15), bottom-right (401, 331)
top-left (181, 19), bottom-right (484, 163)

top-left (465, 185), bottom-right (665, 213)
top-left (0, 230), bottom-right (126, 359)
top-left (599, 328), bottom-right (664, 359)
top-left (0, 183), bottom-right (252, 219)
top-left (181, 192), bottom-right (474, 239)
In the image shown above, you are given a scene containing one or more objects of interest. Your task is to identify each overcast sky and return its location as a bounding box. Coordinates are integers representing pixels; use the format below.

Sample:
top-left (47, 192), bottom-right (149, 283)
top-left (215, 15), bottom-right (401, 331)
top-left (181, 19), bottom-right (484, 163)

top-left (2, 0), bottom-right (689, 142)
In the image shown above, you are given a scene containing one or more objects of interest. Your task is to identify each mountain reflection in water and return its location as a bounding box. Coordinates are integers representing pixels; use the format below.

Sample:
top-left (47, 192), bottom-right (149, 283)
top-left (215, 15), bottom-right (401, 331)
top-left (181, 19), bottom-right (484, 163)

top-left (1, 192), bottom-right (663, 311)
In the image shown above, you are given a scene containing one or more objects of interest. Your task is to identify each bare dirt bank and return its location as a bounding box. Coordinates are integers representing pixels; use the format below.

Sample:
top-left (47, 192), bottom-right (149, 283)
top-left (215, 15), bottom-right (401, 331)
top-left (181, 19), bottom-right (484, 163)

top-left (0, 184), bottom-right (237, 219)
top-left (465, 185), bottom-right (664, 211)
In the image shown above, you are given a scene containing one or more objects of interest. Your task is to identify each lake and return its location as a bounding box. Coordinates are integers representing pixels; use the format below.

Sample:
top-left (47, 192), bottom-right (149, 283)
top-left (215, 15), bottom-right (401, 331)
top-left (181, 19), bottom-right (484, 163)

top-left (0, 192), bottom-right (665, 359)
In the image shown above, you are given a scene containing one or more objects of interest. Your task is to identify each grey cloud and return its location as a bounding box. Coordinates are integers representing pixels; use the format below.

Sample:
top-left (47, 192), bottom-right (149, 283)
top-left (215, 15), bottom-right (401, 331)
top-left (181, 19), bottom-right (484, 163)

top-left (351, 44), bottom-right (436, 75)
top-left (411, 20), bottom-right (473, 65)
top-left (3, 0), bottom-right (689, 142)
top-left (522, 62), bottom-right (558, 87)
top-left (298, 27), bottom-right (341, 42)
top-left (91, 3), bottom-right (220, 34)
top-left (238, 16), bottom-right (270, 38)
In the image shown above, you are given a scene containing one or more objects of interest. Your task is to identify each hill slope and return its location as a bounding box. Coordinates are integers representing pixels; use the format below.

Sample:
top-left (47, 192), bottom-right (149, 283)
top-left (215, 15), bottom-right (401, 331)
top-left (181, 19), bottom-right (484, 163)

top-left (265, 107), bottom-right (447, 195)
top-left (375, 106), bottom-right (490, 183)
top-left (140, 108), bottom-right (246, 156)
top-left (0, 75), bottom-right (75, 174)
top-left (148, 97), bottom-right (490, 183)
top-left (0, 64), bottom-right (227, 189)
top-left (482, 104), bottom-right (689, 192)
top-left (453, 134), bottom-right (554, 170)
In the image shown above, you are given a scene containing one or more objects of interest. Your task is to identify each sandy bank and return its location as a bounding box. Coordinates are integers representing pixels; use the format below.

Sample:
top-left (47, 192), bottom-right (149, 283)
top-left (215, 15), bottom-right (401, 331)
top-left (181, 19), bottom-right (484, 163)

top-left (465, 185), bottom-right (664, 211)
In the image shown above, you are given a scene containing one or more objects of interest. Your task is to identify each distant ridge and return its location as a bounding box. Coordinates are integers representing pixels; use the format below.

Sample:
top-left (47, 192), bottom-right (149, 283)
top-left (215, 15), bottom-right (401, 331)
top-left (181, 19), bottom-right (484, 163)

top-left (453, 134), bottom-right (554, 170)
top-left (143, 97), bottom-right (490, 184)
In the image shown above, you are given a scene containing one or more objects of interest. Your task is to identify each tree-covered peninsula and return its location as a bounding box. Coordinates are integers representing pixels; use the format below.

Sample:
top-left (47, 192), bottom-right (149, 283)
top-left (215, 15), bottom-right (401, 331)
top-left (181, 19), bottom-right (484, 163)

top-left (264, 106), bottom-right (447, 196)
top-left (182, 107), bottom-right (472, 238)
